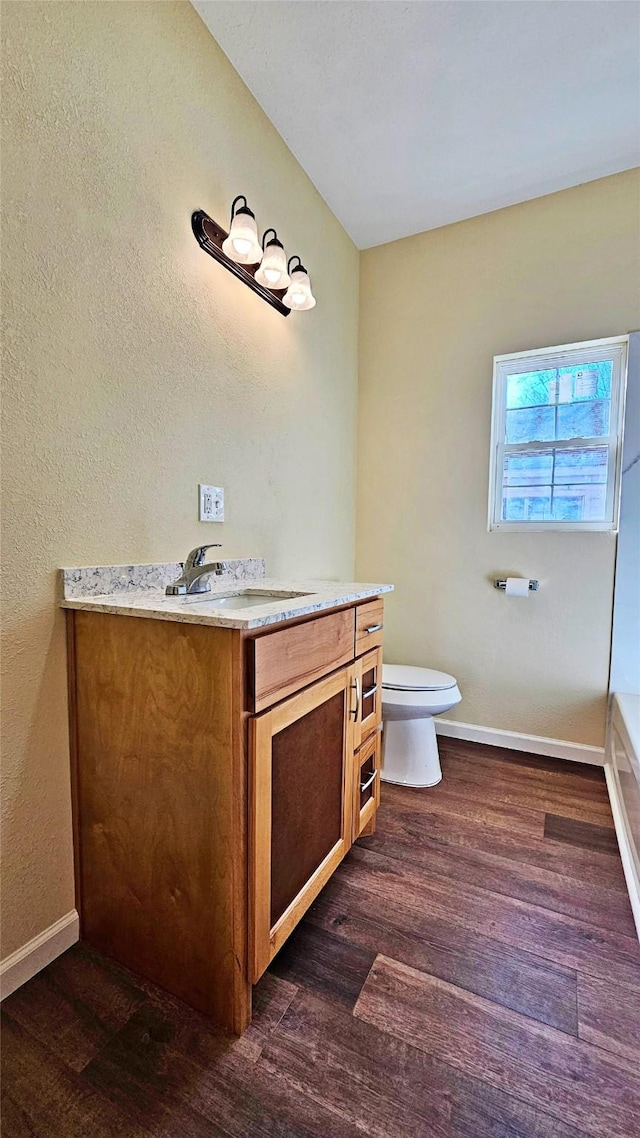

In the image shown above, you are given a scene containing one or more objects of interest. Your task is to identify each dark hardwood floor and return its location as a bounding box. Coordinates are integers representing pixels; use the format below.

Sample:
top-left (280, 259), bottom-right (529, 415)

top-left (3, 739), bottom-right (640, 1137)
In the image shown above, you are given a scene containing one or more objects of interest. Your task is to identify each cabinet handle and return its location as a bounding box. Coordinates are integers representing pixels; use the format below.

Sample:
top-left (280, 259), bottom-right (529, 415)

top-left (360, 769), bottom-right (377, 793)
top-left (362, 683), bottom-right (378, 700)
top-left (351, 677), bottom-right (360, 721)
top-left (364, 623), bottom-right (383, 634)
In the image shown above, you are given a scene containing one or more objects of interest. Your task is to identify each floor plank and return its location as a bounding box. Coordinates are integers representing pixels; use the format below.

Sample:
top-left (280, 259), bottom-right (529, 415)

top-left (83, 1002), bottom-right (262, 1137)
top-left (234, 971), bottom-right (298, 1061)
top-left (359, 803), bottom-right (635, 935)
top-left (578, 973), bottom-right (640, 1064)
top-left (354, 955), bottom-right (640, 1138)
top-left (383, 780), bottom-right (546, 836)
top-left (84, 992), bottom-right (359, 1138)
top-left (448, 1078), bottom-right (591, 1138)
top-left (438, 738), bottom-right (607, 782)
top-left (0, 942), bottom-right (147, 1072)
top-left (337, 843), bottom-right (640, 987)
top-left (438, 750), bottom-right (614, 827)
top-left (375, 789), bottom-right (627, 890)
top-left (0, 1010), bottom-right (154, 1138)
top-left (263, 997), bottom-right (453, 1138)
top-left (308, 880), bottom-right (579, 1033)
top-left (268, 921), bottom-right (376, 1010)
top-left (267, 987), bottom-right (590, 1138)
top-left (544, 813), bottom-right (620, 854)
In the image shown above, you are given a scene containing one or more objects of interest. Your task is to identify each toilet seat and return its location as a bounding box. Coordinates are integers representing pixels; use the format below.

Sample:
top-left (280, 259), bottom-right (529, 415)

top-left (382, 664), bottom-right (457, 692)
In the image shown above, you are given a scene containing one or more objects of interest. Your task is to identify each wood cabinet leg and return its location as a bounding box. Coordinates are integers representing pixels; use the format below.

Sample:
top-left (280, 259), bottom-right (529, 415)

top-left (360, 816), bottom-right (377, 837)
top-left (231, 978), bottom-right (252, 1036)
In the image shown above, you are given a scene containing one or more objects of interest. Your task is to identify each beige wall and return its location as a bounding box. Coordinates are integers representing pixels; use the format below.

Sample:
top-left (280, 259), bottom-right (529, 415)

top-left (357, 170), bottom-right (640, 748)
top-left (1, 1), bottom-right (359, 959)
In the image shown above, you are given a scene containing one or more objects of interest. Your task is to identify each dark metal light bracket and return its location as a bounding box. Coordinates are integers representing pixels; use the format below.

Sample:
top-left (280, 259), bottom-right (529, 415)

top-left (191, 210), bottom-right (290, 317)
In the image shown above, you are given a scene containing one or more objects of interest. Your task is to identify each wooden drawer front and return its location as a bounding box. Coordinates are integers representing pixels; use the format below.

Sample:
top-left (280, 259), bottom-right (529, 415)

top-left (249, 608), bottom-right (356, 713)
top-left (355, 599), bottom-right (384, 654)
top-left (353, 729), bottom-right (381, 841)
top-left (351, 647), bottom-right (383, 751)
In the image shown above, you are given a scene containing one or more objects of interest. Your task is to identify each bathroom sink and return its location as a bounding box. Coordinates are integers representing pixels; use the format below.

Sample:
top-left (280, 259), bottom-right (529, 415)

top-left (182, 589), bottom-right (312, 609)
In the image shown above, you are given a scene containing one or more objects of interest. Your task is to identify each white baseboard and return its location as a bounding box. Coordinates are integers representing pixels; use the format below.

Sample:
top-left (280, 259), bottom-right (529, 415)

top-left (604, 764), bottom-right (640, 942)
top-left (435, 718), bottom-right (605, 766)
top-left (0, 910), bottom-right (79, 1000)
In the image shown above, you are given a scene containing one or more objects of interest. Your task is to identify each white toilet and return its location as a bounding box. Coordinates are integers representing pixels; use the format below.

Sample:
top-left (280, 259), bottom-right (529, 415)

top-left (381, 664), bottom-right (462, 788)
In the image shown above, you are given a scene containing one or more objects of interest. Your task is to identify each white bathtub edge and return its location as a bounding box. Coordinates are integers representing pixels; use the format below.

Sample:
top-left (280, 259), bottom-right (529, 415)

top-left (604, 762), bottom-right (640, 943)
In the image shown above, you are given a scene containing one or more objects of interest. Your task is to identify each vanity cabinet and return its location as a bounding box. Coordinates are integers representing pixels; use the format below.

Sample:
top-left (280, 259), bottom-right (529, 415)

top-left (66, 595), bottom-right (384, 1034)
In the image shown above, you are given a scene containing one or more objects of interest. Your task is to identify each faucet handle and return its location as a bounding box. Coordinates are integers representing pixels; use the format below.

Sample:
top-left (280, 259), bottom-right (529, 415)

top-left (184, 544), bottom-right (222, 570)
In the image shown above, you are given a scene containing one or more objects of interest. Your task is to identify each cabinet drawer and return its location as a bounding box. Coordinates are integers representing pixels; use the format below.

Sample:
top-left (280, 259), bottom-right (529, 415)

top-left (355, 599), bottom-right (384, 654)
top-left (350, 647), bottom-right (383, 751)
top-left (353, 729), bottom-right (381, 841)
top-left (248, 608), bottom-right (356, 713)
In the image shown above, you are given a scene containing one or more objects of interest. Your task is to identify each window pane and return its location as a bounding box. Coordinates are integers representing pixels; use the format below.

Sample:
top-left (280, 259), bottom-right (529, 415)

top-left (503, 451), bottom-right (553, 486)
top-left (556, 399), bottom-right (610, 439)
top-left (554, 446), bottom-right (608, 484)
top-left (506, 405), bottom-right (555, 443)
top-left (556, 361), bottom-right (612, 402)
top-left (506, 369), bottom-right (557, 409)
top-left (551, 484), bottom-right (607, 522)
top-left (550, 494), bottom-right (584, 522)
top-left (502, 488), bottom-right (552, 521)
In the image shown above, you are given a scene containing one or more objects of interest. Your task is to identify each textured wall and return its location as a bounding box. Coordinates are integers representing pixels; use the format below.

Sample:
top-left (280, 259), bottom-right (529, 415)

top-left (357, 171), bottom-right (640, 746)
top-left (1, 1), bottom-right (359, 959)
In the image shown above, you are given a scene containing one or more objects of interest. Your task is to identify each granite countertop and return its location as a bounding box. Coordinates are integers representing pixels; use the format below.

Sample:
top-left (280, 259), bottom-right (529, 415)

top-left (60, 560), bottom-right (393, 630)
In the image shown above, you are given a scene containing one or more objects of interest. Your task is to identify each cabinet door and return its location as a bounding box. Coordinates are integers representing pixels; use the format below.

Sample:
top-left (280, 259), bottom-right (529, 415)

top-left (352, 727), bottom-right (381, 841)
top-left (351, 647), bottom-right (383, 750)
top-left (250, 668), bottom-right (353, 981)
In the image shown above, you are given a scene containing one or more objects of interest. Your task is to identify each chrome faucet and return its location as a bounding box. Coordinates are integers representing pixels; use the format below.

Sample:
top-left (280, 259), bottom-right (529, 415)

top-left (166, 545), bottom-right (228, 595)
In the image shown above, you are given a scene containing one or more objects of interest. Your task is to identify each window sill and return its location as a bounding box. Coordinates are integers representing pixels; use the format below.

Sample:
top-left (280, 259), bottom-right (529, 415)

top-left (489, 522), bottom-right (618, 533)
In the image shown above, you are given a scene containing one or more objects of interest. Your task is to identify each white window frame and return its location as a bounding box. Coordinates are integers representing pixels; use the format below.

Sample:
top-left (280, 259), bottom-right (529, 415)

top-left (488, 335), bottom-right (629, 533)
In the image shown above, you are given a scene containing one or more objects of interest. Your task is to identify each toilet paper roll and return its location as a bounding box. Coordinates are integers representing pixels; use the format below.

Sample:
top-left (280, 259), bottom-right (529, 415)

top-left (505, 577), bottom-right (530, 597)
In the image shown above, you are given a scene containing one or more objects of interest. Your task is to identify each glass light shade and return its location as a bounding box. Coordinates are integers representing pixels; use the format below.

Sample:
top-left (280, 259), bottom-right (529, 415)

top-left (221, 209), bottom-right (262, 264)
top-left (254, 241), bottom-right (290, 289)
top-left (283, 268), bottom-right (316, 310)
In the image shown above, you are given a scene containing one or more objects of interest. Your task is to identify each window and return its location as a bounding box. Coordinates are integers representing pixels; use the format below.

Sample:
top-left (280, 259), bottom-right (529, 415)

top-left (488, 336), bottom-right (628, 531)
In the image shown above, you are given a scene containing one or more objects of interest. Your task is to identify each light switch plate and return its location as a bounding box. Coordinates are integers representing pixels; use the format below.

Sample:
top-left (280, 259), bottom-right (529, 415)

top-left (199, 484), bottom-right (224, 522)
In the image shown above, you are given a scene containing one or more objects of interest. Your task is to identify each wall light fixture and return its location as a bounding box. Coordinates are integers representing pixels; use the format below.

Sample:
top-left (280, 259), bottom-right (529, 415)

top-left (254, 229), bottom-right (290, 290)
top-left (191, 196), bottom-right (315, 317)
top-left (220, 196), bottom-right (262, 264)
top-left (283, 256), bottom-right (316, 311)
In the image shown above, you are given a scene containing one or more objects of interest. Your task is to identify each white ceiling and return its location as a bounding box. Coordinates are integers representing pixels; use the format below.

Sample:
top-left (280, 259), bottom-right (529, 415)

top-left (193, 1), bottom-right (640, 249)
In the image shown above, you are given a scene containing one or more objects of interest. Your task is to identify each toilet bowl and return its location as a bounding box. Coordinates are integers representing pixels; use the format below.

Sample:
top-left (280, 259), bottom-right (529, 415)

top-left (381, 664), bottom-right (462, 788)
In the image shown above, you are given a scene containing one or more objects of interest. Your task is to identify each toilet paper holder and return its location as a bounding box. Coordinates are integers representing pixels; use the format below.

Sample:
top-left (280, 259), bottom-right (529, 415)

top-left (494, 578), bottom-right (539, 591)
